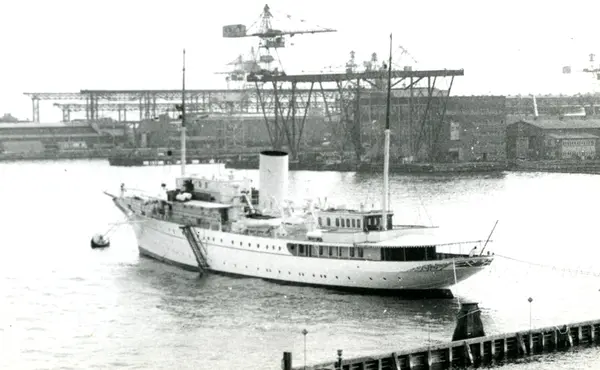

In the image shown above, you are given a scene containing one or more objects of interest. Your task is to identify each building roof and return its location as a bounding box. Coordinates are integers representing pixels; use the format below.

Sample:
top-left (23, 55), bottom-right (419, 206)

top-left (546, 132), bottom-right (599, 140)
top-left (0, 122), bottom-right (90, 129)
top-left (515, 119), bottom-right (600, 130)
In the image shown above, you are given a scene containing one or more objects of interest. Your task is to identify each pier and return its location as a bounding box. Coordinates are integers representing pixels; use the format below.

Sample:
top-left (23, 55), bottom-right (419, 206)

top-left (282, 303), bottom-right (600, 370)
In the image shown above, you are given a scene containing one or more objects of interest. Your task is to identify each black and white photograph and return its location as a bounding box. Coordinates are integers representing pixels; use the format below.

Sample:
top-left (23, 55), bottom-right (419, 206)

top-left (1, 0), bottom-right (600, 369)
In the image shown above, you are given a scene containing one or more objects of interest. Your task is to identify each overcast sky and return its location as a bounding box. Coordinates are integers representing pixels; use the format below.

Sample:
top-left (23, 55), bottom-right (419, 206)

top-left (1, 0), bottom-right (599, 121)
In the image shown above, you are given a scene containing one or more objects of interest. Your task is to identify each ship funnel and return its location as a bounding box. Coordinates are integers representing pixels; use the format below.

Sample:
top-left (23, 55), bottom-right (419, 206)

top-left (259, 150), bottom-right (289, 215)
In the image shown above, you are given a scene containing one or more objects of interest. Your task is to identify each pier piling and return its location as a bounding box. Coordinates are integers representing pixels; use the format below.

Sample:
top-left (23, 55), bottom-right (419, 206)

top-left (286, 310), bottom-right (600, 369)
top-left (451, 301), bottom-right (485, 341)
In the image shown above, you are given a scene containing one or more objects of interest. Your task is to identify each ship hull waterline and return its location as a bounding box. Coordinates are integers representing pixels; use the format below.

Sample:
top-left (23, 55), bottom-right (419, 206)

top-left (119, 202), bottom-right (491, 299)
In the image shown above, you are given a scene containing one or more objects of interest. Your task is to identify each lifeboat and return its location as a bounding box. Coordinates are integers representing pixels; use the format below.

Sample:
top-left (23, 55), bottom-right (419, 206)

top-left (90, 234), bottom-right (110, 249)
top-left (243, 214), bottom-right (282, 228)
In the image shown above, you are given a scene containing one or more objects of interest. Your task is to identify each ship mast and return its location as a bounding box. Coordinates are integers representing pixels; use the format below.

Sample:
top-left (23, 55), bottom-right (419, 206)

top-left (381, 34), bottom-right (393, 231)
top-left (180, 49), bottom-right (187, 176)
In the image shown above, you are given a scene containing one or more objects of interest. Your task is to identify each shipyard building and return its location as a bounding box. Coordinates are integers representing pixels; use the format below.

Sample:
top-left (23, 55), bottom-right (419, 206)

top-left (0, 120), bottom-right (127, 154)
top-left (506, 119), bottom-right (600, 160)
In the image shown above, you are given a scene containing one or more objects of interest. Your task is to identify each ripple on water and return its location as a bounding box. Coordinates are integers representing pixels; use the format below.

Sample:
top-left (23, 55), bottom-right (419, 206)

top-left (2, 163), bottom-right (600, 369)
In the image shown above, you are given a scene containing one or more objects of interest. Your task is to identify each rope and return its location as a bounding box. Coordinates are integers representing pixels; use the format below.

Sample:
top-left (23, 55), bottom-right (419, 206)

top-left (495, 253), bottom-right (600, 278)
top-left (555, 326), bottom-right (569, 335)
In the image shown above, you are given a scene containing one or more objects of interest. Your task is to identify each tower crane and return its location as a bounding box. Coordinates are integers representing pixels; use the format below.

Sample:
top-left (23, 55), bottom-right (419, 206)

top-left (222, 4), bottom-right (337, 77)
top-left (563, 52), bottom-right (600, 80)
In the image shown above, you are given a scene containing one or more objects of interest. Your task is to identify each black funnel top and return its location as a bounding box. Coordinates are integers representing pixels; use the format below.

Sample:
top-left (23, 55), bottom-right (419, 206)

top-left (260, 150), bottom-right (288, 156)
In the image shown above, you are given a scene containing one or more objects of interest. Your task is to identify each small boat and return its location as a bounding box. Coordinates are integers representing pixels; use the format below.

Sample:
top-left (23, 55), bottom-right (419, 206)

top-left (91, 234), bottom-right (110, 249)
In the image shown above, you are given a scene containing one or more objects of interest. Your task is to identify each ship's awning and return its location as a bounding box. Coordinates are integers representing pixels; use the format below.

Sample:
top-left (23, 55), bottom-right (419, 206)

top-left (180, 200), bottom-right (232, 209)
top-left (357, 233), bottom-right (490, 248)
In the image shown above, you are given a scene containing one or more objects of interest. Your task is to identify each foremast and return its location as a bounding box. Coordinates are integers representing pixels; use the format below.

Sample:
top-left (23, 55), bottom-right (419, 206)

top-left (381, 34), bottom-right (393, 231)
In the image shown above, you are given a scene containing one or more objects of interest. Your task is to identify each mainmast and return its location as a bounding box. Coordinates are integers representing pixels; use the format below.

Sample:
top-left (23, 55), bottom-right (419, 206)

top-left (381, 34), bottom-right (393, 231)
top-left (180, 49), bottom-right (187, 176)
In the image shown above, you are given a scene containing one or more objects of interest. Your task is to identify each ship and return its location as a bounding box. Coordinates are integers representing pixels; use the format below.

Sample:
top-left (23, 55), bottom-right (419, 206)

top-left (105, 44), bottom-right (495, 298)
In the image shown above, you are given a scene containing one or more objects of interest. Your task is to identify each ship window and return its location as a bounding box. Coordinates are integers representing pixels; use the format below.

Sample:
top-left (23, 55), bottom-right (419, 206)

top-left (341, 219), bottom-right (345, 227)
top-left (327, 217), bottom-right (331, 226)
top-left (352, 219), bottom-right (356, 228)
top-left (335, 218), bottom-right (340, 227)
top-left (330, 246), bottom-right (337, 257)
top-left (299, 244), bottom-right (305, 255)
top-left (358, 248), bottom-right (364, 258)
top-left (350, 248), bottom-right (355, 257)
top-left (231, 240), bottom-right (234, 245)
top-left (319, 246), bottom-right (323, 256)
top-left (338, 248), bottom-right (342, 257)
top-left (205, 182), bottom-right (208, 188)
top-left (346, 218), bottom-right (350, 227)
top-left (248, 243), bottom-right (251, 247)
top-left (257, 244), bottom-right (260, 248)
top-left (318, 217), bottom-right (322, 226)
top-left (357, 219), bottom-right (361, 228)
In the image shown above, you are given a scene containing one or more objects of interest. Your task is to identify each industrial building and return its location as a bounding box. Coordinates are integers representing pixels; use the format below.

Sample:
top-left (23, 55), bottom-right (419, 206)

top-left (506, 119), bottom-right (600, 160)
top-left (0, 121), bottom-right (127, 154)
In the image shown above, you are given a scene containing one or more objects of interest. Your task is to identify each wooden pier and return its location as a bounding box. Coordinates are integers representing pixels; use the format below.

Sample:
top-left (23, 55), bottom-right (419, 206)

top-left (284, 318), bottom-right (600, 370)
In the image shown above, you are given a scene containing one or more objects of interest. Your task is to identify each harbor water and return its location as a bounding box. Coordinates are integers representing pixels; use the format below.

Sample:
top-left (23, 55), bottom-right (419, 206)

top-left (1, 160), bottom-right (600, 369)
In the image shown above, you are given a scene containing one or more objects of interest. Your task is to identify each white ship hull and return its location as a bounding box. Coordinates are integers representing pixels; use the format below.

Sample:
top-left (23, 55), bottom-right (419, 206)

top-left (128, 212), bottom-right (490, 296)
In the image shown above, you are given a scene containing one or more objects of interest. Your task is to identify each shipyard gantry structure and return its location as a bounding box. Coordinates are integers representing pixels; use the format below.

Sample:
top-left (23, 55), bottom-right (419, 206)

top-left (24, 89), bottom-right (338, 123)
top-left (247, 69), bottom-right (463, 161)
top-left (23, 84), bottom-right (600, 163)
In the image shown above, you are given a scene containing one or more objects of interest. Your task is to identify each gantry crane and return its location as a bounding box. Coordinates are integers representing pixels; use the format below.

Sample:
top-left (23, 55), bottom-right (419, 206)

top-left (222, 4), bottom-right (337, 77)
top-left (563, 53), bottom-right (600, 81)
top-left (222, 4), bottom-right (338, 156)
top-left (561, 52), bottom-right (600, 115)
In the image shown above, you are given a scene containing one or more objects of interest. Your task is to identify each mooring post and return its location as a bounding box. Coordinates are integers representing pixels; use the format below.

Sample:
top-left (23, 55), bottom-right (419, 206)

top-left (452, 301), bottom-right (485, 341)
top-left (336, 349), bottom-right (343, 369)
top-left (282, 352), bottom-right (292, 370)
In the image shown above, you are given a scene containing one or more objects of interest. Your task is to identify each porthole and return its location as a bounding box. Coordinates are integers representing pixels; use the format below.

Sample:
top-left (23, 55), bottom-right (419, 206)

top-left (369, 277), bottom-right (373, 280)
top-left (335, 276), bottom-right (339, 279)
top-left (347, 277), bottom-right (351, 280)
top-left (383, 277), bottom-right (387, 281)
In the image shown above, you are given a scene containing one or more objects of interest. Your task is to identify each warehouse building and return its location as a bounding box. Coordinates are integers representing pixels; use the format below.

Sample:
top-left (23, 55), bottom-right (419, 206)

top-left (506, 119), bottom-right (600, 160)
